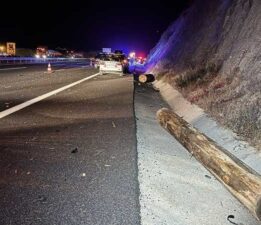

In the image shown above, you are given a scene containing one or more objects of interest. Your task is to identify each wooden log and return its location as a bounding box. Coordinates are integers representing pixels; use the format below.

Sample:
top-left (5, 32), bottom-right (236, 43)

top-left (156, 108), bottom-right (261, 221)
top-left (138, 74), bottom-right (155, 83)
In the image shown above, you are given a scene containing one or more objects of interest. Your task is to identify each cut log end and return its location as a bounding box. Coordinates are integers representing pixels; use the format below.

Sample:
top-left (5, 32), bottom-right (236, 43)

top-left (138, 74), bottom-right (155, 83)
top-left (138, 74), bottom-right (147, 83)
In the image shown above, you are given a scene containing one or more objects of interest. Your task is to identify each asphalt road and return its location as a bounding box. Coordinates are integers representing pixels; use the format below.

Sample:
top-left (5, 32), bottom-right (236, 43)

top-left (0, 65), bottom-right (140, 225)
top-left (0, 62), bottom-right (94, 112)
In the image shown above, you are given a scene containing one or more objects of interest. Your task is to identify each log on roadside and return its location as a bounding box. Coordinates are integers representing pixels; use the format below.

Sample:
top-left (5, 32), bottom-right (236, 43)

top-left (138, 74), bottom-right (155, 83)
top-left (156, 108), bottom-right (261, 221)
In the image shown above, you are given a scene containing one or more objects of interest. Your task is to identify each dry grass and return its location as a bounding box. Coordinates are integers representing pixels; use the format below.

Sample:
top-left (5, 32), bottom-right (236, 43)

top-left (174, 62), bottom-right (222, 88)
top-left (170, 62), bottom-right (261, 150)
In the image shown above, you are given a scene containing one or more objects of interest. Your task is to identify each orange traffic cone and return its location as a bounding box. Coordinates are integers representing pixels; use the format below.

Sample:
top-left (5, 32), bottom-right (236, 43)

top-left (47, 63), bottom-right (52, 73)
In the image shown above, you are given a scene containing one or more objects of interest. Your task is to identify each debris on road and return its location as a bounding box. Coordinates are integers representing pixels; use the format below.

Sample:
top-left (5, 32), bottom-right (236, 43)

top-left (112, 121), bottom-right (116, 128)
top-left (31, 136), bottom-right (37, 141)
top-left (205, 175), bottom-right (211, 179)
top-left (71, 148), bottom-right (78, 154)
top-left (227, 215), bottom-right (240, 225)
top-left (37, 195), bottom-right (48, 204)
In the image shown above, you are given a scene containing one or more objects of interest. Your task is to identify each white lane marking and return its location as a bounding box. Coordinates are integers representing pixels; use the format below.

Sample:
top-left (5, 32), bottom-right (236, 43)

top-left (0, 72), bottom-right (100, 119)
top-left (0, 67), bottom-right (27, 71)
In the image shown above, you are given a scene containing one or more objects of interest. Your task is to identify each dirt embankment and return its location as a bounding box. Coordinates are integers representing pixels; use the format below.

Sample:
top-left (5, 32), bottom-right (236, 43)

top-left (147, 0), bottom-right (261, 149)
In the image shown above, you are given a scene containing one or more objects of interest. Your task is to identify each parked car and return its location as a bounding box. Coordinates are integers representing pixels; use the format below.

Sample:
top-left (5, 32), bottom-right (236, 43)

top-left (93, 51), bottom-right (129, 74)
top-left (99, 54), bottom-right (123, 75)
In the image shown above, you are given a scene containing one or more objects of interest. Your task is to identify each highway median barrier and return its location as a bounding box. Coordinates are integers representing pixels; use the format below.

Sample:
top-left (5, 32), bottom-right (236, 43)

top-left (156, 108), bottom-right (261, 221)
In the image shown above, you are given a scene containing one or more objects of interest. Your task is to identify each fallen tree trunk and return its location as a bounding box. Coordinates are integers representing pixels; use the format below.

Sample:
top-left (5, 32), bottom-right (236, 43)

top-left (138, 74), bottom-right (155, 83)
top-left (157, 108), bottom-right (261, 221)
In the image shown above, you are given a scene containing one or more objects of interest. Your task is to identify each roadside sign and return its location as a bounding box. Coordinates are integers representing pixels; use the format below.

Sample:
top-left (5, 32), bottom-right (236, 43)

top-left (102, 48), bottom-right (111, 54)
top-left (6, 42), bottom-right (16, 56)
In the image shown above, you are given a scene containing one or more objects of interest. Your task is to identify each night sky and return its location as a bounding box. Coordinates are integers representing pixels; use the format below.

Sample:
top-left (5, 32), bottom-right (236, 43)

top-left (1, 0), bottom-right (191, 54)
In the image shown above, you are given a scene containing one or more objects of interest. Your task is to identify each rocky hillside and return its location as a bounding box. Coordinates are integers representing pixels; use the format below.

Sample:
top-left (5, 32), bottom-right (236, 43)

top-left (147, 0), bottom-right (261, 149)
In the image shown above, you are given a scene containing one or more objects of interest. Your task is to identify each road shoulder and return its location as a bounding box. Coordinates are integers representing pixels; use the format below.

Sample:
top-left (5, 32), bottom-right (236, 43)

top-left (134, 82), bottom-right (259, 225)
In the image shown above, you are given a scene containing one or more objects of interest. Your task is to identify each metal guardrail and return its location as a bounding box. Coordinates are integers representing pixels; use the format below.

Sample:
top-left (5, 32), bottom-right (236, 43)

top-left (0, 57), bottom-right (89, 64)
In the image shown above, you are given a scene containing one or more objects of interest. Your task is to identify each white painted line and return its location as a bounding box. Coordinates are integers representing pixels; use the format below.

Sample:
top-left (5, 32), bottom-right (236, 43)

top-left (0, 72), bottom-right (100, 119)
top-left (0, 67), bottom-right (27, 71)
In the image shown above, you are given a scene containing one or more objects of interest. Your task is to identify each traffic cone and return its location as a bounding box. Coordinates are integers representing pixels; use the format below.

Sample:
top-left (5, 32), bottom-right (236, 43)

top-left (47, 63), bottom-right (52, 73)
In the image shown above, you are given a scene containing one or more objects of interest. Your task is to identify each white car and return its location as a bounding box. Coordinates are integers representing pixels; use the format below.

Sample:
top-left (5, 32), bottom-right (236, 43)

top-left (99, 54), bottom-right (123, 75)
